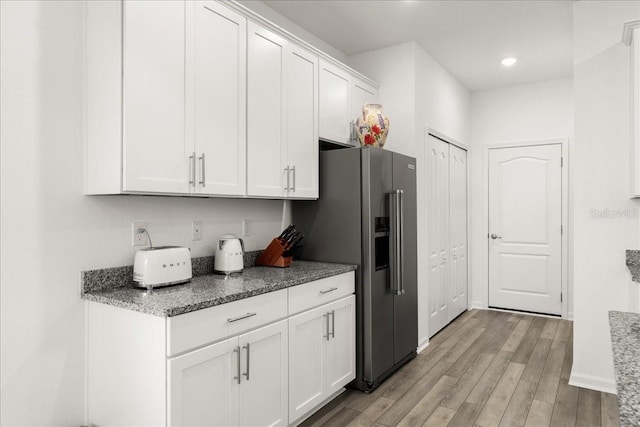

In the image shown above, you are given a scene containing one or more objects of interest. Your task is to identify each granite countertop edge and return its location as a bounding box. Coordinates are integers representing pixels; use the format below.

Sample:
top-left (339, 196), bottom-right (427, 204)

top-left (608, 310), bottom-right (640, 426)
top-left (82, 262), bottom-right (357, 317)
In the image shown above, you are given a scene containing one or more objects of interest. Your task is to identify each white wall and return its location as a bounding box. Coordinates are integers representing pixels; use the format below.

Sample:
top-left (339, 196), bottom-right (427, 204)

top-left (570, 1), bottom-right (640, 393)
top-left (348, 42), bottom-right (471, 349)
top-left (0, 2), bottom-right (284, 425)
top-left (469, 77), bottom-right (574, 315)
top-left (236, 0), bottom-right (348, 64)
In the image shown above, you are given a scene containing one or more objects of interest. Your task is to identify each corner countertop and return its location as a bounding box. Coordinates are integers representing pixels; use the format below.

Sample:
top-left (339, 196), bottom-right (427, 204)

top-left (609, 310), bottom-right (640, 426)
top-left (81, 261), bottom-right (356, 317)
top-left (625, 250), bottom-right (640, 282)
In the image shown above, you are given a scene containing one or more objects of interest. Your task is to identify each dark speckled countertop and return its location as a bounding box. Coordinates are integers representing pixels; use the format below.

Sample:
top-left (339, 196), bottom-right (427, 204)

top-left (82, 261), bottom-right (356, 317)
top-left (609, 311), bottom-right (640, 426)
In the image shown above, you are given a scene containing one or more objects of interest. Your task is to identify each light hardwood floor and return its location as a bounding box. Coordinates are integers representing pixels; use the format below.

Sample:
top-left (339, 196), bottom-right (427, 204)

top-left (300, 309), bottom-right (620, 427)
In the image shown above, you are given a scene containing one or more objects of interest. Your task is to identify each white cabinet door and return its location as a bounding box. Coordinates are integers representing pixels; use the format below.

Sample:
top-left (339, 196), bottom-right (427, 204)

top-left (191, 1), bottom-right (246, 196)
top-left (168, 336), bottom-right (239, 427)
top-left (285, 45), bottom-right (319, 199)
top-left (319, 60), bottom-right (351, 144)
top-left (449, 145), bottom-right (468, 319)
top-left (288, 305), bottom-right (326, 423)
top-left (325, 295), bottom-right (356, 395)
top-left (123, 0), bottom-right (188, 194)
top-left (350, 79), bottom-right (378, 130)
top-left (238, 320), bottom-right (288, 427)
top-left (247, 22), bottom-right (286, 197)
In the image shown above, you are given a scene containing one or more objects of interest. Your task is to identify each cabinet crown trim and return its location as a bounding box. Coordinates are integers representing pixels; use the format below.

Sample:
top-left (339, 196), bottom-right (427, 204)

top-left (226, 1), bottom-right (379, 89)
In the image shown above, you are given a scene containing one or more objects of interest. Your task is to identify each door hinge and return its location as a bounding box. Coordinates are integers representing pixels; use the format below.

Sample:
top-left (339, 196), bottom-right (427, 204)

top-left (561, 292), bottom-right (563, 302)
top-left (561, 157), bottom-right (564, 167)
top-left (561, 225), bottom-right (563, 235)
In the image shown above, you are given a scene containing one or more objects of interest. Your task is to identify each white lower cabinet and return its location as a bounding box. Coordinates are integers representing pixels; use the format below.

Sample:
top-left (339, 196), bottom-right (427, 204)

top-left (86, 272), bottom-right (355, 426)
top-left (168, 320), bottom-right (288, 427)
top-left (288, 295), bottom-right (356, 424)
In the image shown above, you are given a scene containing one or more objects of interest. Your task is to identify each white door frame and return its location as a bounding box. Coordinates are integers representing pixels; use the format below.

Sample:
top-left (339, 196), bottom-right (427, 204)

top-left (482, 138), bottom-right (569, 319)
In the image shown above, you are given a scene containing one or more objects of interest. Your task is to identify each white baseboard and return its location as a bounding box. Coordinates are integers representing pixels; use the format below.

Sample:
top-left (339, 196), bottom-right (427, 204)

top-left (470, 301), bottom-right (486, 310)
top-left (569, 372), bottom-right (617, 394)
top-left (417, 339), bottom-right (429, 353)
top-left (567, 311), bottom-right (574, 321)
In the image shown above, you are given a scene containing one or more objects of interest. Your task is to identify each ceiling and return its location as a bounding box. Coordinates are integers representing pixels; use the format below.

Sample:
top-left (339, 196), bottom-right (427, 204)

top-left (260, 0), bottom-right (574, 91)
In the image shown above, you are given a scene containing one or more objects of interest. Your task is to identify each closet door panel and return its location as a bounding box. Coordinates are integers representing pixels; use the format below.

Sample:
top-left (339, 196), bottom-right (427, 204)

top-left (449, 144), bottom-right (468, 319)
top-left (427, 135), bottom-right (450, 338)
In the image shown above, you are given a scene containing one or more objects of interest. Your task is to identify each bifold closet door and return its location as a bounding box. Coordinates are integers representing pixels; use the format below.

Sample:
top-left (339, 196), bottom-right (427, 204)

top-left (449, 144), bottom-right (468, 320)
top-left (427, 135), bottom-right (450, 338)
top-left (427, 135), bottom-right (468, 338)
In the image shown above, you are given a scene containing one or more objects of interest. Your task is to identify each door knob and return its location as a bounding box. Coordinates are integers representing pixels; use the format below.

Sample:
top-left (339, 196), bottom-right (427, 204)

top-left (490, 233), bottom-right (502, 240)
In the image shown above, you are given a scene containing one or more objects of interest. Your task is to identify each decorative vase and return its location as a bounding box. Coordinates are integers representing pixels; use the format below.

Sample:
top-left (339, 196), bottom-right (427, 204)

top-left (355, 103), bottom-right (390, 148)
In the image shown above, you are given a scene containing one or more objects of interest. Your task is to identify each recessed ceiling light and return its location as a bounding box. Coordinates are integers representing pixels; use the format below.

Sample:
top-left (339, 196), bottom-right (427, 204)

top-left (501, 57), bottom-right (517, 67)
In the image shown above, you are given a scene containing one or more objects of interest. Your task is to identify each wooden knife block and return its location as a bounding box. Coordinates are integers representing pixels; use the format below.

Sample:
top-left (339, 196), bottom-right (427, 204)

top-left (255, 238), bottom-right (292, 268)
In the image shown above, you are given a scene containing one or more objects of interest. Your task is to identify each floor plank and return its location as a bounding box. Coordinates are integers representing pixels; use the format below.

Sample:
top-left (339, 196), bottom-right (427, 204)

top-left (498, 379), bottom-right (537, 427)
top-left (475, 362), bottom-right (526, 427)
top-left (576, 388), bottom-right (602, 427)
top-left (306, 311), bottom-right (619, 427)
top-left (524, 400), bottom-right (554, 427)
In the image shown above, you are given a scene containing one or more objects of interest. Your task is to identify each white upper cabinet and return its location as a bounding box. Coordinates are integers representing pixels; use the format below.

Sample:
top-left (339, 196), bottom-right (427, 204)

top-left (122, 0), bottom-right (188, 194)
top-left (85, 1), bottom-right (375, 199)
top-left (247, 23), bottom-right (287, 198)
top-left (319, 60), bottom-right (378, 146)
top-left (247, 23), bottom-right (319, 199)
top-left (86, 0), bottom-right (247, 197)
top-left (190, 1), bottom-right (247, 196)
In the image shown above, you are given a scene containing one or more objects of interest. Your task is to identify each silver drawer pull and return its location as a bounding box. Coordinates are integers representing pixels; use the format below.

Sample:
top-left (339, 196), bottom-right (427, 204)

top-left (320, 287), bottom-right (338, 294)
top-left (227, 312), bottom-right (257, 323)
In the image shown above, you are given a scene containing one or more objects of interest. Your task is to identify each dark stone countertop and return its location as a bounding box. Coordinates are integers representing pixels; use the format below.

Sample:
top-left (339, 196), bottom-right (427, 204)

top-left (81, 261), bottom-right (356, 317)
top-left (609, 310), bottom-right (640, 426)
top-left (625, 250), bottom-right (640, 283)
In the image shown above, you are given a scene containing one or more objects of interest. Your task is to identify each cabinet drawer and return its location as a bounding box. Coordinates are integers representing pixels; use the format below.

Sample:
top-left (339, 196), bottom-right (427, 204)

top-left (167, 289), bottom-right (287, 356)
top-left (288, 272), bottom-right (355, 315)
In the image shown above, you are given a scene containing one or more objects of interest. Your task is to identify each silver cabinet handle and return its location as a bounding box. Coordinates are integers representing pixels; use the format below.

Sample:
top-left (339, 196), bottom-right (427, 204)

top-left (198, 153), bottom-right (205, 187)
top-left (284, 166), bottom-right (290, 191)
top-left (349, 121), bottom-right (355, 142)
top-left (227, 312), bottom-right (257, 323)
top-left (242, 343), bottom-right (250, 381)
top-left (320, 287), bottom-right (338, 294)
top-left (323, 313), bottom-right (330, 341)
top-left (291, 166), bottom-right (296, 192)
top-left (490, 233), bottom-right (502, 240)
top-left (189, 152), bottom-right (196, 187)
top-left (330, 310), bottom-right (335, 339)
top-left (233, 346), bottom-right (241, 384)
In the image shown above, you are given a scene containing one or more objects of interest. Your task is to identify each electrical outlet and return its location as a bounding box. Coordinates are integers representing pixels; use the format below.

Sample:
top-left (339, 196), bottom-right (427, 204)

top-left (192, 221), bottom-right (203, 241)
top-left (242, 219), bottom-right (251, 236)
top-left (132, 222), bottom-right (147, 246)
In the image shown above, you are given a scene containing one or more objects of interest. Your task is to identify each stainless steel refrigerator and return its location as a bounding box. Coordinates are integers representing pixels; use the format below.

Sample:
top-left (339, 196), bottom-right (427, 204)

top-left (293, 146), bottom-right (418, 391)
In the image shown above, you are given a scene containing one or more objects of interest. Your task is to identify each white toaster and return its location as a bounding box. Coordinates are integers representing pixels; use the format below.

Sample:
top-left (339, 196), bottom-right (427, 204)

top-left (133, 246), bottom-right (192, 289)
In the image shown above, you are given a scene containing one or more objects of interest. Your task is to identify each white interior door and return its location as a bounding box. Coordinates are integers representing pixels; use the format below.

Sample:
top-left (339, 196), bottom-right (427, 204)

top-left (488, 144), bottom-right (562, 315)
top-left (449, 145), bottom-right (468, 319)
top-left (427, 135), bottom-right (450, 337)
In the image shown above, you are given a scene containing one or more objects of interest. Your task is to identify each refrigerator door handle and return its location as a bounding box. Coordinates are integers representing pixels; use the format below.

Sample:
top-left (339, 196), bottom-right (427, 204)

top-left (389, 189), bottom-right (405, 295)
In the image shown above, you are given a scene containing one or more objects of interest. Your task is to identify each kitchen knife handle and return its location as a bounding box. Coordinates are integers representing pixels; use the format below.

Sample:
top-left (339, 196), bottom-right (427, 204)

top-left (233, 346), bottom-right (241, 384)
top-left (198, 153), bottom-right (205, 187)
top-left (189, 152), bottom-right (196, 187)
top-left (242, 343), bottom-right (250, 381)
top-left (228, 312), bottom-right (257, 323)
